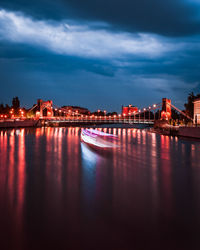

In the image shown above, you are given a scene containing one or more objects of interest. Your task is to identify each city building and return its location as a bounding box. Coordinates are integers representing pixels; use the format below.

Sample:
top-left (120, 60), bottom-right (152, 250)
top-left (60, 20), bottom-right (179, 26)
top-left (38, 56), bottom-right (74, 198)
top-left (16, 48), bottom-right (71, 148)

top-left (62, 106), bottom-right (90, 115)
top-left (122, 104), bottom-right (138, 115)
top-left (194, 98), bottom-right (200, 124)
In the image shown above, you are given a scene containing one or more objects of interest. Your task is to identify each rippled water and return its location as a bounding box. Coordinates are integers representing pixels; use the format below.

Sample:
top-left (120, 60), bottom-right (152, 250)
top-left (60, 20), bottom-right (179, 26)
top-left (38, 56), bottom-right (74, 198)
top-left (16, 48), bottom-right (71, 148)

top-left (0, 127), bottom-right (200, 250)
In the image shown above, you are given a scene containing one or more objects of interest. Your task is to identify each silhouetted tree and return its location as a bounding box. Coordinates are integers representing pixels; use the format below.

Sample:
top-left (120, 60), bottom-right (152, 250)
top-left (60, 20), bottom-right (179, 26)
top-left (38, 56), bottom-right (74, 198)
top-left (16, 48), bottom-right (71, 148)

top-left (0, 103), bottom-right (4, 113)
top-left (92, 111), bottom-right (105, 116)
top-left (171, 109), bottom-right (180, 120)
top-left (106, 112), bottom-right (118, 116)
top-left (12, 96), bottom-right (20, 110)
top-left (154, 110), bottom-right (161, 120)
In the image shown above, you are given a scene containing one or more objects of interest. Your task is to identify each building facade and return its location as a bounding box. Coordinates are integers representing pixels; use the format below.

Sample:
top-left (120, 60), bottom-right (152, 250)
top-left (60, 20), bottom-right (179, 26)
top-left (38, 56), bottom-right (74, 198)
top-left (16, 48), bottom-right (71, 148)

top-left (194, 98), bottom-right (200, 124)
top-left (122, 105), bottom-right (138, 115)
top-left (62, 106), bottom-right (90, 115)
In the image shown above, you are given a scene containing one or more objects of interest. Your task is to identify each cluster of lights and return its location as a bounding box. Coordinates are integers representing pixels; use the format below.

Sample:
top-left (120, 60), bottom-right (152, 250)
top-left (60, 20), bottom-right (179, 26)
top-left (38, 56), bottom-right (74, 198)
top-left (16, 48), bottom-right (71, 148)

top-left (122, 104), bottom-right (158, 117)
top-left (0, 107), bottom-right (27, 119)
top-left (10, 108), bottom-right (14, 115)
top-left (19, 109), bottom-right (25, 117)
top-left (59, 114), bottom-right (123, 119)
top-left (51, 104), bottom-right (158, 120)
top-left (137, 104), bottom-right (157, 114)
top-left (1, 103), bottom-right (159, 120)
top-left (53, 108), bottom-right (108, 118)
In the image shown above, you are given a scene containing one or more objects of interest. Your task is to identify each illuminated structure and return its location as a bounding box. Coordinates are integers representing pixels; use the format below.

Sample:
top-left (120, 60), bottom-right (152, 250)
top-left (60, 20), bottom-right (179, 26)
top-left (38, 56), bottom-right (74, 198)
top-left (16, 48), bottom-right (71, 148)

top-left (194, 98), bottom-right (200, 124)
top-left (36, 99), bottom-right (53, 118)
top-left (62, 106), bottom-right (90, 115)
top-left (122, 105), bottom-right (138, 116)
top-left (161, 98), bottom-right (171, 120)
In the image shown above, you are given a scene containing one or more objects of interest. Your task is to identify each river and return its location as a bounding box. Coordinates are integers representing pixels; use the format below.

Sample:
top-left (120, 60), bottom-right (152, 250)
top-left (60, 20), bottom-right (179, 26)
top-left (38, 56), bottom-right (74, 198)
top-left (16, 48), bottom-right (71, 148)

top-left (0, 127), bottom-right (200, 250)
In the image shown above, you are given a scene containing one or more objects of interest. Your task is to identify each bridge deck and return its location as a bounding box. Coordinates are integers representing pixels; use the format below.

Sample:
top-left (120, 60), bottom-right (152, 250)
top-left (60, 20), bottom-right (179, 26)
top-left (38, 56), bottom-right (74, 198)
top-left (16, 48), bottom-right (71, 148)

top-left (45, 118), bottom-right (154, 125)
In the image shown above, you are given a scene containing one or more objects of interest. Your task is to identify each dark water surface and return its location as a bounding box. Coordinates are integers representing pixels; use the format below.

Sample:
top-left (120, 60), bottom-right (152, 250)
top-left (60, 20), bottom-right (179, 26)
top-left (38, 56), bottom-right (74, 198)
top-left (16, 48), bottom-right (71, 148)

top-left (0, 127), bottom-right (200, 250)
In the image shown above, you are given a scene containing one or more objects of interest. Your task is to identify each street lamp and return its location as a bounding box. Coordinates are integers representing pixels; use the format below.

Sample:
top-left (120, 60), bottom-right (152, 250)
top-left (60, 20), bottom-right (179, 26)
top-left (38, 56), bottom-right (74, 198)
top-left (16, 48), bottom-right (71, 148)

top-left (138, 110), bottom-right (141, 122)
top-left (143, 108), bottom-right (146, 122)
top-left (133, 111), bottom-right (136, 122)
top-left (149, 107), bottom-right (151, 120)
top-left (118, 114), bottom-right (121, 123)
top-left (59, 110), bottom-right (62, 119)
top-left (123, 113), bottom-right (126, 123)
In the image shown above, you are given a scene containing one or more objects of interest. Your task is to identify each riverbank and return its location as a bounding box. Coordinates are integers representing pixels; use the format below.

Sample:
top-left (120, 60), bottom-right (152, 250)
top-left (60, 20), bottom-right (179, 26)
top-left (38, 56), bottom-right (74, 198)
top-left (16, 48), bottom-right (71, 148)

top-left (0, 119), bottom-right (153, 129)
top-left (0, 119), bottom-right (42, 128)
top-left (1, 119), bottom-right (199, 139)
top-left (153, 120), bottom-right (200, 139)
top-left (178, 126), bottom-right (200, 139)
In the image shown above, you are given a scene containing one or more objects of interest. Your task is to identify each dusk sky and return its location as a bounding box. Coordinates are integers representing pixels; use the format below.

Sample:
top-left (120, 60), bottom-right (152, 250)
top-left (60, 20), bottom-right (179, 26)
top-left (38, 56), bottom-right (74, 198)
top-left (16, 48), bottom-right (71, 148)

top-left (0, 0), bottom-right (200, 111)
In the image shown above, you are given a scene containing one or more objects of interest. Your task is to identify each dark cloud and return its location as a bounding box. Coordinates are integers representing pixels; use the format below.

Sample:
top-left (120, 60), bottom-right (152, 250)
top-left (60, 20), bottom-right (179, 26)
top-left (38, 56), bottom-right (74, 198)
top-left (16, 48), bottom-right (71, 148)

top-left (1, 0), bottom-right (200, 36)
top-left (0, 0), bottom-right (69, 20)
top-left (64, 0), bottom-right (200, 36)
top-left (0, 39), bottom-right (198, 110)
top-left (0, 42), bottom-right (116, 76)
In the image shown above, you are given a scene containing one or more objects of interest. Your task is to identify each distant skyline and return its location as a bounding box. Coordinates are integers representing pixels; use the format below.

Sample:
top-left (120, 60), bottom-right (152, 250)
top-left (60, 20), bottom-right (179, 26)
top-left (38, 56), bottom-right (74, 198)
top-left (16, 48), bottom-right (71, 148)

top-left (0, 0), bottom-right (200, 112)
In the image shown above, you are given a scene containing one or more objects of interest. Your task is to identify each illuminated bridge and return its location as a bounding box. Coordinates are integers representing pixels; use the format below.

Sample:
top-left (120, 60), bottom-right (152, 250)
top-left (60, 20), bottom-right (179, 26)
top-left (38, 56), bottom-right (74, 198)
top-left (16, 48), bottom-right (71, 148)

top-left (27, 98), bottom-right (193, 126)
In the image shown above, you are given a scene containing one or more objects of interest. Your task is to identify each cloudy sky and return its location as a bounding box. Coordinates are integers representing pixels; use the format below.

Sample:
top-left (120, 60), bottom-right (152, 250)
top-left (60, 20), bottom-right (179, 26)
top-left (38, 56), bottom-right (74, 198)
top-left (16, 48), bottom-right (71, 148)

top-left (0, 0), bottom-right (200, 111)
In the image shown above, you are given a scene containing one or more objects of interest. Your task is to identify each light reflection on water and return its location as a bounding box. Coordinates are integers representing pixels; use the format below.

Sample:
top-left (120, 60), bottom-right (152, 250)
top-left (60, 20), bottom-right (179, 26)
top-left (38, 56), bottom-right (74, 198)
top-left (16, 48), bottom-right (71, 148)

top-left (0, 127), bottom-right (200, 250)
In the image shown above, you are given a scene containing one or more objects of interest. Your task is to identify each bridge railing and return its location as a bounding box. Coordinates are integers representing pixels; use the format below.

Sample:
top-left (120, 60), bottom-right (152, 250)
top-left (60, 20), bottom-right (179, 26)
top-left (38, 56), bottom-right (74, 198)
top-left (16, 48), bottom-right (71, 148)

top-left (45, 117), bottom-right (154, 124)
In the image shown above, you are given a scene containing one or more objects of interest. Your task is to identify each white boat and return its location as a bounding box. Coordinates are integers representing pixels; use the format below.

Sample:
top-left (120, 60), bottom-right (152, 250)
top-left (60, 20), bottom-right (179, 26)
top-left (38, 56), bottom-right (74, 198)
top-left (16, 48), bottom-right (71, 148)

top-left (81, 129), bottom-right (118, 149)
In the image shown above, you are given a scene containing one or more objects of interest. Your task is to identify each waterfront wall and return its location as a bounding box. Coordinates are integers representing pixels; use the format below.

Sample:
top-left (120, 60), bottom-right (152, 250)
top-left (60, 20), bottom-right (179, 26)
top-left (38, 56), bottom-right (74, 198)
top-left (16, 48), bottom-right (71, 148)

top-left (0, 120), bottom-right (39, 128)
top-left (178, 127), bottom-right (200, 139)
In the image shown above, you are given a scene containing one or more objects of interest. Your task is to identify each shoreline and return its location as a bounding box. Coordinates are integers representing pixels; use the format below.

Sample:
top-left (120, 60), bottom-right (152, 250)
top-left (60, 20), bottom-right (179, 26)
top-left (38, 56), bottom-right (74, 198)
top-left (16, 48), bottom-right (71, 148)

top-left (152, 126), bottom-right (200, 140)
top-left (1, 120), bottom-right (200, 140)
top-left (0, 119), bottom-right (152, 129)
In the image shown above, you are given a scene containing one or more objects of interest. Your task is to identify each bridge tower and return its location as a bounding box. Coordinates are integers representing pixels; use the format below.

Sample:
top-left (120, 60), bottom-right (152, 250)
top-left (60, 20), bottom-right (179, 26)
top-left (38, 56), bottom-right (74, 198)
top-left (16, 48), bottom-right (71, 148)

top-left (161, 98), bottom-right (171, 120)
top-left (37, 99), bottom-right (53, 118)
